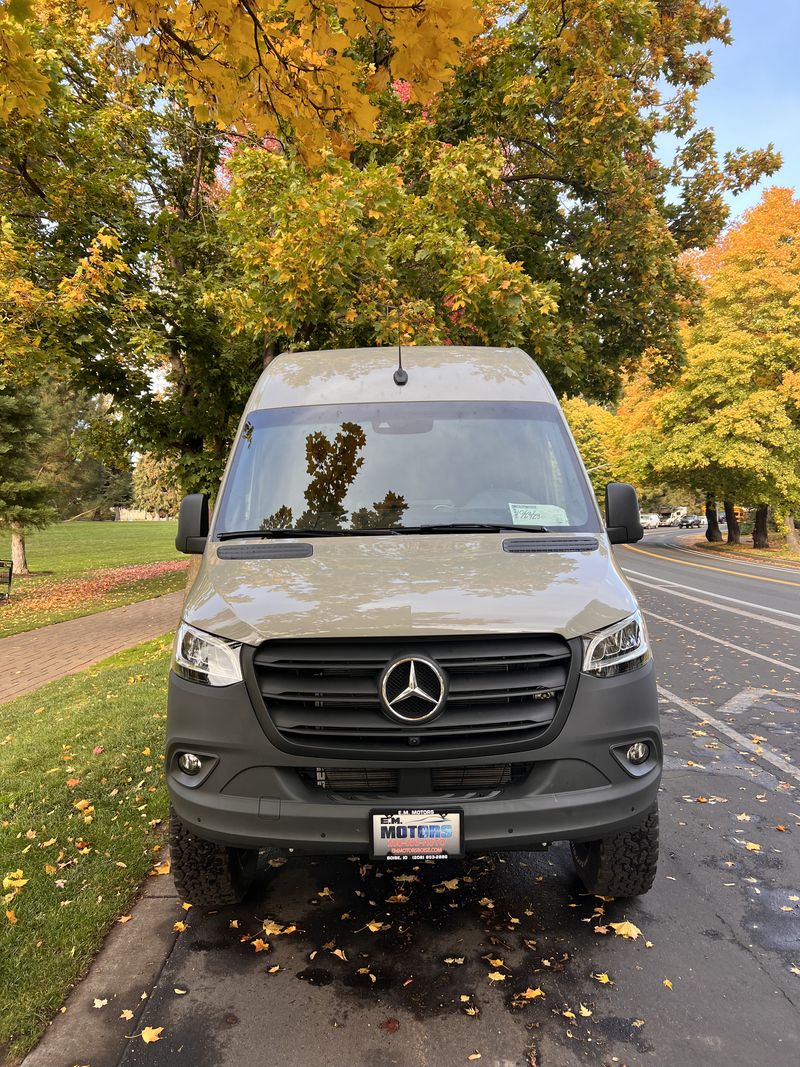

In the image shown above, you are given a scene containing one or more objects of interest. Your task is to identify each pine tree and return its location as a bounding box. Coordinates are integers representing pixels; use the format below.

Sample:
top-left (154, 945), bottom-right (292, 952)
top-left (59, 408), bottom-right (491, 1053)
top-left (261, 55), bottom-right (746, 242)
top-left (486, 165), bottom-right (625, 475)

top-left (0, 385), bottom-right (54, 575)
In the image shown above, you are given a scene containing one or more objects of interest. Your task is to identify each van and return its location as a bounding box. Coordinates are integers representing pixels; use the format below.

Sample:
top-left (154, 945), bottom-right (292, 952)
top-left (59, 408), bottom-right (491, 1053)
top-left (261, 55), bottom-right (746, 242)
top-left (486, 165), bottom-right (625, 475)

top-left (167, 347), bottom-right (661, 904)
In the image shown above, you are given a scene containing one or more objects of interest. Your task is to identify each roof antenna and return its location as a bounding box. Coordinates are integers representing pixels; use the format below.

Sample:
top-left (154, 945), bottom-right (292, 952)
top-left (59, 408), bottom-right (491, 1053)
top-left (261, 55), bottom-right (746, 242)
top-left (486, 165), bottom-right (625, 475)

top-left (391, 304), bottom-right (408, 386)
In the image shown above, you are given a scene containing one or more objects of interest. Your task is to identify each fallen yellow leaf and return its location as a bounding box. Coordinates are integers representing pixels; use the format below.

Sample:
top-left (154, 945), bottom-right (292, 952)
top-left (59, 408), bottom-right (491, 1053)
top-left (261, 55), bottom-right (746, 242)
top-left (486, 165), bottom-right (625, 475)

top-left (267, 965), bottom-right (281, 974)
top-left (745, 842), bottom-right (761, 853)
top-left (468, 1053), bottom-right (481, 1061)
top-left (173, 921), bottom-right (187, 933)
top-left (487, 971), bottom-right (506, 982)
top-left (579, 1004), bottom-right (592, 1017)
top-left (519, 987), bottom-right (545, 1000)
top-left (610, 920), bottom-right (642, 941)
top-left (174, 988), bottom-right (187, 995)
top-left (251, 938), bottom-right (269, 953)
top-left (93, 998), bottom-right (107, 1009)
top-left (120, 1009), bottom-right (134, 1020)
top-left (6, 910), bottom-right (17, 924)
top-left (592, 972), bottom-right (612, 984)
top-left (332, 948), bottom-right (348, 961)
top-left (2, 870), bottom-right (27, 891)
top-left (141, 1026), bottom-right (163, 1043)
top-left (663, 978), bottom-right (673, 990)
top-left (363, 920), bottom-right (389, 933)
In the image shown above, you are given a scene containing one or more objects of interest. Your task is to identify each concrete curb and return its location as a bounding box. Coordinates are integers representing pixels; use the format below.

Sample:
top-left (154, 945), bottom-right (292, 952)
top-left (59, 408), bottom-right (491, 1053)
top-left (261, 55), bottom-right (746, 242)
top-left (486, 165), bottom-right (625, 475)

top-left (19, 869), bottom-right (181, 1067)
top-left (688, 539), bottom-right (800, 570)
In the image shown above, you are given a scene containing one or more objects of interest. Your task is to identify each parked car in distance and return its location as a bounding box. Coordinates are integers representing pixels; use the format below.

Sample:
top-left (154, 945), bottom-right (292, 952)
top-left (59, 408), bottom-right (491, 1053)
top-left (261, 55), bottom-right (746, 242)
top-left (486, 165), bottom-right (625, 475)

top-left (640, 513), bottom-right (660, 530)
top-left (658, 508), bottom-right (686, 527)
top-left (679, 514), bottom-right (704, 528)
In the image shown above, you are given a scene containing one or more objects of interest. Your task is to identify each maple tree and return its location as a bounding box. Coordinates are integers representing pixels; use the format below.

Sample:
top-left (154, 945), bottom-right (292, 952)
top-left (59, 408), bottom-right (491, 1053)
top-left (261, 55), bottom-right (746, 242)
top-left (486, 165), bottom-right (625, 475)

top-left (612, 188), bottom-right (800, 549)
top-left (214, 141), bottom-right (559, 356)
top-left (0, 2), bottom-right (784, 500)
top-left (0, 12), bottom-right (266, 490)
top-left (0, 0), bottom-right (480, 156)
top-left (422, 0), bottom-right (780, 398)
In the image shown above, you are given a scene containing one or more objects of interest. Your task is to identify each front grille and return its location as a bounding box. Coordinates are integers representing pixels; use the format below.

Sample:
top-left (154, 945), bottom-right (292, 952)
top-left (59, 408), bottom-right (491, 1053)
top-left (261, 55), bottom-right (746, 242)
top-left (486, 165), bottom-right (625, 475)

top-left (302, 764), bottom-right (529, 795)
top-left (249, 635), bottom-right (574, 756)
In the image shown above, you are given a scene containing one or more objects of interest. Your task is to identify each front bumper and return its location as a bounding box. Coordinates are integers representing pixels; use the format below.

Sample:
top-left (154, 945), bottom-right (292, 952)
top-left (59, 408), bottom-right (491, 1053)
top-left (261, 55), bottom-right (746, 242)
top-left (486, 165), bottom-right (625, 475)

top-left (166, 658), bottom-right (661, 853)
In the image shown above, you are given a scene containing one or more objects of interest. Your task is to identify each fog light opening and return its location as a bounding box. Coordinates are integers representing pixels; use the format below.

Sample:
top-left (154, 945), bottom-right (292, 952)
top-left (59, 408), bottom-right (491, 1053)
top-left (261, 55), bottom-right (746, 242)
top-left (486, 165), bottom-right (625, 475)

top-left (626, 741), bottom-right (650, 766)
top-left (178, 752), bottom-right (203, 775)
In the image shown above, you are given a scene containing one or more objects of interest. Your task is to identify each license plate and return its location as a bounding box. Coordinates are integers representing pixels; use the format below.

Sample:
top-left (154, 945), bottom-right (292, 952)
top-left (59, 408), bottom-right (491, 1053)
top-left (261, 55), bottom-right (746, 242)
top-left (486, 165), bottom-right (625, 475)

top-left (370, 809), bottom-right (463, 861)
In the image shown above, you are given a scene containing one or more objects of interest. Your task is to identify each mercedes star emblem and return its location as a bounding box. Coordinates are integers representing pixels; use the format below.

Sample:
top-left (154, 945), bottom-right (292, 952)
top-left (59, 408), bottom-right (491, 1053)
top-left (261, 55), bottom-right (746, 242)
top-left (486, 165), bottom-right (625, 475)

top-left (379, 655), bottom-right (448, 724)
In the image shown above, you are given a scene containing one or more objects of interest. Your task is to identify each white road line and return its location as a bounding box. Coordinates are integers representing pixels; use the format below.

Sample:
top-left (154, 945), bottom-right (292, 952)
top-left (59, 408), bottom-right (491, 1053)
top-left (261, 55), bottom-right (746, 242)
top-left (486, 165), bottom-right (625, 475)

top-left (624, 571), bottom-right (800, 633)
top-left (713, 688), bottom-right (800, 717)
top-left (658, 684), bottom-right (800, 786)
top-left (641, 609), bottom-right (800, 675)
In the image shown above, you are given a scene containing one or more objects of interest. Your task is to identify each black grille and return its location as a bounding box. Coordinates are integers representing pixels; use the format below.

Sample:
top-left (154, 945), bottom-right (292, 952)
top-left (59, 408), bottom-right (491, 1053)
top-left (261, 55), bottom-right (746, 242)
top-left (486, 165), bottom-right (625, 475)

top-left (301, 764), bottom-right (529, 795)
top-left (249, 635), bottom-right (574, 755)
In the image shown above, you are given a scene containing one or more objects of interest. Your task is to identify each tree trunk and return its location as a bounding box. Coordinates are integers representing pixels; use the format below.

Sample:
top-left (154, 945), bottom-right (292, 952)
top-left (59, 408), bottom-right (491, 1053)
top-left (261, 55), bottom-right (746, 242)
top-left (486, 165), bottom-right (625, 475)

top-left (723, 500), bottom-right (741, 545)
top-left (787, 513), bottom-right (800, 553)
top-left (10, 526), bottom-right (29, 576)
top-left (705, 495), bottom-right (723, 542)
top-left (752, 504), bottom-right (770, 549)
top-left (263, 339), bottom-right (279, 370)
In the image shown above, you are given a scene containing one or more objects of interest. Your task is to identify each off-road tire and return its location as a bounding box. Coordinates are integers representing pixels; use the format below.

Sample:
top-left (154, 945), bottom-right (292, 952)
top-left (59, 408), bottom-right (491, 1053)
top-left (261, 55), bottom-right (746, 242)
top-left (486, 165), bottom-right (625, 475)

top-left (169, 806), bottom-right (258, 906)
top-left (570, 803), bottom-right (659, 897)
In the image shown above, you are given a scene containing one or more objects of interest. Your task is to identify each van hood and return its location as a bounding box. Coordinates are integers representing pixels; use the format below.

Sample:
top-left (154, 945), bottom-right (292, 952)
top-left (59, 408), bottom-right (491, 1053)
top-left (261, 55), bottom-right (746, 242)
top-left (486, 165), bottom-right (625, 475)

top-left (181, 533), bottom-right (637, 646)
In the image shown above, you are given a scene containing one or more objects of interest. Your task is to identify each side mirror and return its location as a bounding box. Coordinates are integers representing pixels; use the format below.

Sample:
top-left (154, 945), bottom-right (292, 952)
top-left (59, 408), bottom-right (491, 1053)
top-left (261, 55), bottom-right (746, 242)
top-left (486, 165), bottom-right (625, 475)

top-left (605, 483), bottom-right (644, 544)
top-left (176, 494), bottom-right (209, 554)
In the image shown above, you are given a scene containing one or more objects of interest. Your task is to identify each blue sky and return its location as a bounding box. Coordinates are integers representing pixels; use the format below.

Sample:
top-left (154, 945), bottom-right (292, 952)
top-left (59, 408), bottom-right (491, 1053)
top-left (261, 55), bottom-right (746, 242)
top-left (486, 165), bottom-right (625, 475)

top-left (694, 0), bottom-right (800, 218)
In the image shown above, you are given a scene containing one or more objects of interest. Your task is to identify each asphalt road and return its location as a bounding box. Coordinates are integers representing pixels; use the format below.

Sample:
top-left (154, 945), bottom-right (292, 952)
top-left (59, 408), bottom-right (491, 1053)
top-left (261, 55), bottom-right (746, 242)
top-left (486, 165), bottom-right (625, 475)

top-left (121, 530), bottom-right (800, 1067)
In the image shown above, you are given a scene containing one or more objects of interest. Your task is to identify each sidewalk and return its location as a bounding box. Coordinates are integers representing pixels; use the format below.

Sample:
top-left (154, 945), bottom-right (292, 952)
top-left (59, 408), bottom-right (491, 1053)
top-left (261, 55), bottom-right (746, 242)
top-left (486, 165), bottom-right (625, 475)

top-left (0, 591), bottom-right (184, 704)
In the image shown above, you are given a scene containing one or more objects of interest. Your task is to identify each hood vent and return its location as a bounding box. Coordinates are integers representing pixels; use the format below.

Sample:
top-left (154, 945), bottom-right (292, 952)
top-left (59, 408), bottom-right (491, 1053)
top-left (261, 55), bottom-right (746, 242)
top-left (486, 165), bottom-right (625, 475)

top-left (217, 543), bottom-right (313, 560)
top-left (502, 537), bottom-right (599, 554)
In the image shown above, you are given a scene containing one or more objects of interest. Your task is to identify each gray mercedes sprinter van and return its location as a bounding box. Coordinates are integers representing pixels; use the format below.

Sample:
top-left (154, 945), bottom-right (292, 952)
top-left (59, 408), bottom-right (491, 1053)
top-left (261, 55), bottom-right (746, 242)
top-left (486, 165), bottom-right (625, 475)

top-left (167, 347), bottom-right (660, 904)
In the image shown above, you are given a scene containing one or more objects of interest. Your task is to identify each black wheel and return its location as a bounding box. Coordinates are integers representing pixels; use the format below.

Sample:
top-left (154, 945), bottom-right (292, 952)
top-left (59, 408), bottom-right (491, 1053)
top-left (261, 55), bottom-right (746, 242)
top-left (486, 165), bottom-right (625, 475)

top-left (169, 806), bottom-right (258, 906)
top-left (570, 803), bottom-right (659, 897)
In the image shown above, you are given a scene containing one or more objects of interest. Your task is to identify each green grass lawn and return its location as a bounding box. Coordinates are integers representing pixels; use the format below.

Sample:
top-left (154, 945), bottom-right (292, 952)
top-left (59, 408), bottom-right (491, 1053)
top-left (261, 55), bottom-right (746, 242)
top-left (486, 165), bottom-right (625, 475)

top-left (0, 637), bottom-right (172, 1058)
top-left (0, 522), bottom-right (188, 638)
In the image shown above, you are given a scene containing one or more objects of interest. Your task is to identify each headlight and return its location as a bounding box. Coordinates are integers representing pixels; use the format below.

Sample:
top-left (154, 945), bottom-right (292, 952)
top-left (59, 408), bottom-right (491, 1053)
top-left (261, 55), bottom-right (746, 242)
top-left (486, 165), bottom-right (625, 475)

top-left (582, 610), bottom-right (650, 678)
top-left (172, 621), bottom-right (242, 686)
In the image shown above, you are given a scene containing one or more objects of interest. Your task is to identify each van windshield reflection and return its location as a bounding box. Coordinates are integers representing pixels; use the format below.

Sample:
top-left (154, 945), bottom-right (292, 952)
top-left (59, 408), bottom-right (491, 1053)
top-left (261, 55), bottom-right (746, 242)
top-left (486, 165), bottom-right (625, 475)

top-left (214, 401), bottom-right (599, 537)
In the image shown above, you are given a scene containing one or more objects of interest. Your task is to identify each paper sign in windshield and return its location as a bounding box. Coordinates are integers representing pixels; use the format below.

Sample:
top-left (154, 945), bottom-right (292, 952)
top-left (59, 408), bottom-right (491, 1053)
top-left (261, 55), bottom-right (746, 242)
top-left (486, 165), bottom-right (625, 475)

top-left (508, 503), bottom-right (569, 527)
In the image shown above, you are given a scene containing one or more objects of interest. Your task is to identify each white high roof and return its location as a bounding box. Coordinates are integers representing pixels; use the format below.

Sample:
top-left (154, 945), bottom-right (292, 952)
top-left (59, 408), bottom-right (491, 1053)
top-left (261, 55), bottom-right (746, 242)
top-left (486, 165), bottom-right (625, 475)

top-left (244, 346), bottom-right (557, 412)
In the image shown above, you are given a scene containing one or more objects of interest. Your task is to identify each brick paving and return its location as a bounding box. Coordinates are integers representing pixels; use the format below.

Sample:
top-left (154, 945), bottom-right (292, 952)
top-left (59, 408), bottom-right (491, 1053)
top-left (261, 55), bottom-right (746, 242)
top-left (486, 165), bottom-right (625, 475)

top-left (0, 591), bottom-right (184, 704)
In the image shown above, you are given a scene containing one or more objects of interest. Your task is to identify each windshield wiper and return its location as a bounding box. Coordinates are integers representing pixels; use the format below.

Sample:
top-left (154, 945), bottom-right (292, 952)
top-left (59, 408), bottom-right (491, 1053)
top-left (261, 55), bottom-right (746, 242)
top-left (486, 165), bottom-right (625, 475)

top-left (217, 527), bottom-right (400, 540)
top-left (397, 523), bottom-right (549, 534)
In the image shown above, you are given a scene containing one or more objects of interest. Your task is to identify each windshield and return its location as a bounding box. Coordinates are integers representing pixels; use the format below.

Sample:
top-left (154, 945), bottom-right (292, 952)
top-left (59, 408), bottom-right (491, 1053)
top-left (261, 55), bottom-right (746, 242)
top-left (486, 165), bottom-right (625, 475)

top-left (214, 401), bottom-right (599, 535)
